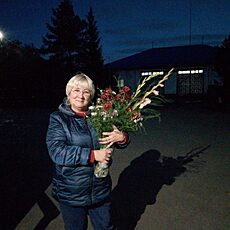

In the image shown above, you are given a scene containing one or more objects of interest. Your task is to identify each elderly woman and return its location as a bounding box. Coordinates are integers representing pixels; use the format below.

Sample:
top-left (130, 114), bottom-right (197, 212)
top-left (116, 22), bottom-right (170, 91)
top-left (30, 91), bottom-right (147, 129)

top-left (46, 73), bottom-right (129, 230)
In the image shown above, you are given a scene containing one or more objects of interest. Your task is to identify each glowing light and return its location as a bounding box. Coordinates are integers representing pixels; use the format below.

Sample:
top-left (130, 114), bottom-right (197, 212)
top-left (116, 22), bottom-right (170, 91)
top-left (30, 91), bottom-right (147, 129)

top-left (178, 69), bottom-right (204, 75)
top-left (0, 31), bottom-right (4, 41)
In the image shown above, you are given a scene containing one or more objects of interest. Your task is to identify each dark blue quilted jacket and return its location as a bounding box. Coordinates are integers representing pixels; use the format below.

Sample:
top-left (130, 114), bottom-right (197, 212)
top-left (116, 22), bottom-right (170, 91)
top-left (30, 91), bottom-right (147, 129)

top-left (46, 99), bottom-right (129, 207)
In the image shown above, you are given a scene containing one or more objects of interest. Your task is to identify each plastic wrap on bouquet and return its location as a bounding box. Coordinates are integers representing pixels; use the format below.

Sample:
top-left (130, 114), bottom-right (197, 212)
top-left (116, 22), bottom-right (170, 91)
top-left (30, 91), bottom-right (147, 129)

top-left (94, 162), bottom-right (109, 178)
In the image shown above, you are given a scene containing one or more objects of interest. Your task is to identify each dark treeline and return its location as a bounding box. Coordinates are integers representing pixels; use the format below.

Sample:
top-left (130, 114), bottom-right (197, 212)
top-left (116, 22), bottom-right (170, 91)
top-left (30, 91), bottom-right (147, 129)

top-left (215, 34), bottom-right (230, 106)
top-left (0, 0), bottom-right (113, 108)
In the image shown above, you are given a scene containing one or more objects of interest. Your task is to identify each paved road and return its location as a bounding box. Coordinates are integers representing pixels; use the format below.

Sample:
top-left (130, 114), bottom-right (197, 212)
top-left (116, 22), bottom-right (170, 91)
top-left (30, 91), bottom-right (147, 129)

top-left (1, 103), bottom-right (229, 230)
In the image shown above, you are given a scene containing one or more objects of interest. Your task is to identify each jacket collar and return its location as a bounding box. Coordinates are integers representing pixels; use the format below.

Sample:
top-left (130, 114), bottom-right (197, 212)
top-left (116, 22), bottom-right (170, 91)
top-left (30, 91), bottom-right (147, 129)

top-left (59, 97), bottom-right (90, 118)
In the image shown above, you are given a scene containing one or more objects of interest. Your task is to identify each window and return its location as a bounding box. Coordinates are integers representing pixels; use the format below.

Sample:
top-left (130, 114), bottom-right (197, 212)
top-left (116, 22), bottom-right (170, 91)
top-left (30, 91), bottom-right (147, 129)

top-left (141, 71), bottom-right (164, 76)
top-left (177, 69), bottom-right (204, 95)
top-left (178, 69), bottom-right (203, 75)
top-left (117, 79), bottom-right (124, 87)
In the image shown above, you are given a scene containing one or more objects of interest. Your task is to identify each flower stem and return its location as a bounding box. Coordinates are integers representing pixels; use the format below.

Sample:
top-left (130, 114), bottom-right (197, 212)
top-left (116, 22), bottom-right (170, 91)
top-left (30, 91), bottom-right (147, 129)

top-left (132, 68), bottom-right (174, 110)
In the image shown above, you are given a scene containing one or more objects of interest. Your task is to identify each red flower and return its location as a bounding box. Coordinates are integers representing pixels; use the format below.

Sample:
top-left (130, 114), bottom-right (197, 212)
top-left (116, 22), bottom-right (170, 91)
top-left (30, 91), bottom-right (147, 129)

top-left (101, 88), bottom-right (113, 100)
top-left (121, 86), bottom-right (131, 93)
top-left (120, 86), bottom-right (132, 99)
top-left (115, 93), bottom-right (122, 101)
top-left (103, 101), bottom-right (112, 112)
top-left (131, 112), bottom-right (141, 121)
top-left (126, 107), bottom-right (132, 112)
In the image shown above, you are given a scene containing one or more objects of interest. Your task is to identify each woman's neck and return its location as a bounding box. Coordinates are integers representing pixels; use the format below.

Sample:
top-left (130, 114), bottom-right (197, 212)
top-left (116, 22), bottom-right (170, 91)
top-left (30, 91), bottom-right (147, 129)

top-left (71, 107), bottom-right (87, 117)
top-left (70, 105), bottom-right (87, 113)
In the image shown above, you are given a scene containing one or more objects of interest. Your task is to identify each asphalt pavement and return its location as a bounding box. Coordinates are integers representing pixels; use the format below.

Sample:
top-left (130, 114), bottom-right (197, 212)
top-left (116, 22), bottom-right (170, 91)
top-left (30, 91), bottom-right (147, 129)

top-left (1, 103), bottom-right (229, 230)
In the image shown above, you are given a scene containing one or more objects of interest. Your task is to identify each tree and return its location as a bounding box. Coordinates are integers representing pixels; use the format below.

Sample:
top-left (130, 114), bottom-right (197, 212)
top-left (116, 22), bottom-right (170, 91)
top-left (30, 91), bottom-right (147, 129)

top-left (41, 0), bottom-right (86, 75)
top-left (83, 7), bottom-right (104, 84)
top-left (41, 1), bottom-right (107, 89)
top-left (218, 35), bottom-right (230, 85)
top-left (216, 34), bottom-right (230, 105)
top-left (0, 40), bottom-right (50, 106)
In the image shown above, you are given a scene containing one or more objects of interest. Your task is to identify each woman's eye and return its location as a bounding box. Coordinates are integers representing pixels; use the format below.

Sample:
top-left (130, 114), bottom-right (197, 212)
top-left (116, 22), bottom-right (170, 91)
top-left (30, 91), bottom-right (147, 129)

top-left (72, 89), bottom-right (90, 95)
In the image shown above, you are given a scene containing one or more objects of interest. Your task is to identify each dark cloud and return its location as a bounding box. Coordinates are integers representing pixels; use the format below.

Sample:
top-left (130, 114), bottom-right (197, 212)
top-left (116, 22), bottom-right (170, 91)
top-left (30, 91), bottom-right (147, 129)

top-left (111, 37), bottom-right (152, 47)
top-left (102, 27), bottom-right (135, 36)
top-left (142, 19), bottom-right (180, 31)
top-left (156, 33), bottom-right (229, 46)
top-left (118, 47), bottom-right (148, 55)
top-left (114, 33), bottom-right (228, 49)
top-left (104, 32), bottom-right (229, 62)
top-left (102, 19), bottom-right (179, 37)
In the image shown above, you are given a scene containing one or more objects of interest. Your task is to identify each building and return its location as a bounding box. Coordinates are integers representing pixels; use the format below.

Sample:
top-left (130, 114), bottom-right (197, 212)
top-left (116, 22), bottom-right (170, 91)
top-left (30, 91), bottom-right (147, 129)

top-left (105, 45), bottom-right (221, 98)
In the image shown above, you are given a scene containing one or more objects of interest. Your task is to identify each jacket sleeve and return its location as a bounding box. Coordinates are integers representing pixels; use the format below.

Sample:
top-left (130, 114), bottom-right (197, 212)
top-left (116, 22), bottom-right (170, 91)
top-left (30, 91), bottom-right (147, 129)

top-left (114, 132), bottom-right (130, 149)
top-left (46, 112), bottom-right (91, 166)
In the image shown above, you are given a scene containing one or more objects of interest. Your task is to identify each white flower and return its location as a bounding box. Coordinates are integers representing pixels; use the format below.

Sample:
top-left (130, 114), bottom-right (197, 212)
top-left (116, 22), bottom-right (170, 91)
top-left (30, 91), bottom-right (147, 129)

top-left (139, 104), bottom-right (144, 109)
top-left (139, 98), bottom-right (151, 109)
top-left (153, 90), bottom-right (159, 96)
top-left (100, 111), bottom-right (106, 116)
top-left (91, 112), bottom-right (97, 116)
top-left (113, 109), bottom-right (118, 116)
top-left (89, 105), bottom-right (95, 110)
top-left (133, 116), bottom-right (142, 123)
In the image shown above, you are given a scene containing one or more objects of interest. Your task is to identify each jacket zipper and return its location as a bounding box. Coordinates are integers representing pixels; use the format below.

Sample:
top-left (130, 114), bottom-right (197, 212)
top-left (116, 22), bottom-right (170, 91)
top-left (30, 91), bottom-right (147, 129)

top-left (85, 117), bottom-right (94, 205)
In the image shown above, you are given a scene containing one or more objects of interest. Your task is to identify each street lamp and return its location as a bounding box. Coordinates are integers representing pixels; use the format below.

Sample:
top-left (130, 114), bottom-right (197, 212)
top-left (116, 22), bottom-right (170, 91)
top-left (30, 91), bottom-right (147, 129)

top-left (0, 30), bottom-right (4, 49)
top-left (0, 30), bottom-right (3, 42)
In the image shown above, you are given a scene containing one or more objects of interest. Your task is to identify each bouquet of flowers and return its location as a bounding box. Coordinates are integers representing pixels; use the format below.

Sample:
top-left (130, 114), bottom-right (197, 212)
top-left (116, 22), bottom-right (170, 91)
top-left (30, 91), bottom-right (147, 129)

top-left (88, 68), bottom-right (174, 177)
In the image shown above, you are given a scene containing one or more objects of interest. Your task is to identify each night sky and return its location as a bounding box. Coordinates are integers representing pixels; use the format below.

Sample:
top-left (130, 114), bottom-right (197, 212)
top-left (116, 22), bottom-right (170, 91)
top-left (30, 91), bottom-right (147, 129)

top-left (0, 0), bottom-right (230, 63)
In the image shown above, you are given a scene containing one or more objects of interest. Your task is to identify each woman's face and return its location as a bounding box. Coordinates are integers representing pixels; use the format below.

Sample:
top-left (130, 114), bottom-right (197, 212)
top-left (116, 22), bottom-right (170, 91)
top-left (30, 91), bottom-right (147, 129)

top-left (68, 82), bottom-right (91, 112)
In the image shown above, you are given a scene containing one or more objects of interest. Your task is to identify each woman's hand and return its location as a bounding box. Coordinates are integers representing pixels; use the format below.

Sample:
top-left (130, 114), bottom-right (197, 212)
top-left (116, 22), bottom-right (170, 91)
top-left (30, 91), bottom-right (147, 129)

top-left (94, 148), bottom-right (113, 164)
top-left (99, 125), bottom-right (125, 146)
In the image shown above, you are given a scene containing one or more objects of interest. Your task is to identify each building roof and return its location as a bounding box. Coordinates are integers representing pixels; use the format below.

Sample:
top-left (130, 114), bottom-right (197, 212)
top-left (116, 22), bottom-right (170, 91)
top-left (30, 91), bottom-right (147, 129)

top-left (105, 44), bottom-right (218, 70)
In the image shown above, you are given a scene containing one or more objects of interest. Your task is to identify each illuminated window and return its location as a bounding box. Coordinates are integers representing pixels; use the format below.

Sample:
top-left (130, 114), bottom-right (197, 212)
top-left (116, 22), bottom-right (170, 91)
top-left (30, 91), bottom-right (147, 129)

top-left (177, 69), bottom-right (204, 95)
top-left (141, 71), bottom-right (164, 76)
top-left (178, 69), bottom-right (203, 75)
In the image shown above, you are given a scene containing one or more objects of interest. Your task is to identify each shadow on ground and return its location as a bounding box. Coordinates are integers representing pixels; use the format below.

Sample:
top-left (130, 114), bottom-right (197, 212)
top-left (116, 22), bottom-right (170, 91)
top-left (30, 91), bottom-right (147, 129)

top-left (0, 108), bottom-right (59, 229)
top-left (111, 146), bottom-right (209, 230)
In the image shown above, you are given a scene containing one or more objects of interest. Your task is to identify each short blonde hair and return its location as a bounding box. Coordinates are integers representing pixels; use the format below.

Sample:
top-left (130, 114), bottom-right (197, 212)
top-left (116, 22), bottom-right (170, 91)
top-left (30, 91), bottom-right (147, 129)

top-left (66, 73), bottom-right (95, 100)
